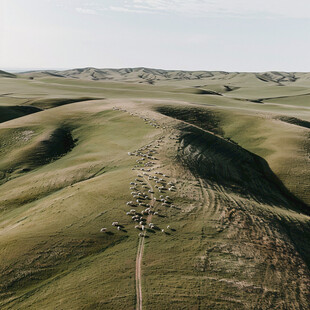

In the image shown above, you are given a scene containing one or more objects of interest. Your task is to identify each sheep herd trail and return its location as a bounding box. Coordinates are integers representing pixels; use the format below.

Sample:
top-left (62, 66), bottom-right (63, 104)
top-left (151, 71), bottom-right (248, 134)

top-left (135, 173), bottom-right (157, 310)
top-left (110, 107), bottom-right (177, 309)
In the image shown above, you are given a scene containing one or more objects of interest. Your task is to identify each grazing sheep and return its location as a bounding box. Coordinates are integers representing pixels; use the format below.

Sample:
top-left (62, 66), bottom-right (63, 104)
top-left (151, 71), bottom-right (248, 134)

top-left (117, 226), bottom-right (121, 231)
top-left (161, 229), bottom-right (165, 233)
top-left (112, 222), bottom-right (119, 226)
top-left (100, 228), bottom-right (107, 232)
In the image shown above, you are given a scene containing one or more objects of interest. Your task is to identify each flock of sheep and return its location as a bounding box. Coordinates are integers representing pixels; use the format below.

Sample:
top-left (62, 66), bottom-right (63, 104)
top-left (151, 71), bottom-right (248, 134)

top-left (100, 107), bottom-right (176, 237)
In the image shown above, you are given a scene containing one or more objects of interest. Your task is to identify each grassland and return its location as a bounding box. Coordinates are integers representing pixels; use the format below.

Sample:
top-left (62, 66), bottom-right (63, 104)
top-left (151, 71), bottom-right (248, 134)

top-left (0, 68), bottom-right (309, 309)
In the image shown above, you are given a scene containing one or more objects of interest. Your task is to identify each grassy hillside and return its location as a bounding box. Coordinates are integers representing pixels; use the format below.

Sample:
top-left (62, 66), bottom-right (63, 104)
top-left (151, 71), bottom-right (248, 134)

top-left (0, 70), bottom-right (16, 78)
top-left (0, 69), bottom-right (309, 309)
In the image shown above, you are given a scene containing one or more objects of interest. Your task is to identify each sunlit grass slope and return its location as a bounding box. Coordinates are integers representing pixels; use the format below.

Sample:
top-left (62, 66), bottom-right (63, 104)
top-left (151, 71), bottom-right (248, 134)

top-left (0, 69), bottom-right (309, 309)
top-left (0, 100), bottom-right (159, 309)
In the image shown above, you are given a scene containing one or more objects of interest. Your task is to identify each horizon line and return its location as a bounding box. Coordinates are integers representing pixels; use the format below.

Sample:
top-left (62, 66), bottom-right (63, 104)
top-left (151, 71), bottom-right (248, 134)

top-left (3, 67), bottom-right (310, 74)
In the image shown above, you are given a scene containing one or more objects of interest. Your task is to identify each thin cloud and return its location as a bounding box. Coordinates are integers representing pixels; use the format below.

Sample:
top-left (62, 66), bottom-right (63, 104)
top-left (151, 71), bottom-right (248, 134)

top-left (101, 0), bottom-right (310, 19)
top-left (109, 6), bottom-right (155, 14)
top-left (75, 7), bottom-right (98, 15)
top-left (61, 0), bottom-right (310, 19)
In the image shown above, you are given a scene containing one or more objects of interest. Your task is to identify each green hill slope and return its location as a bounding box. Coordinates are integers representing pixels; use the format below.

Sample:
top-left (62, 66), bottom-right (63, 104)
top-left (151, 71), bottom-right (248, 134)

top-left (0, 70), bottom-right (309, 309)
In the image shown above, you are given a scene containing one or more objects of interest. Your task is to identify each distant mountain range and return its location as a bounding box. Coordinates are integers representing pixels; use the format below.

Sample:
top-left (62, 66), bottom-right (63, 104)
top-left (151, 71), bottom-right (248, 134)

top-left (2, 67), bottom-right (310, 85)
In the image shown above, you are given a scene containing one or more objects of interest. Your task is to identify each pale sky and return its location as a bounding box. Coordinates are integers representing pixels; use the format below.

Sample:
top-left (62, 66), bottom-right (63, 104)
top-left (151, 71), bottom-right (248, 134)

top-left (1, 0), bottom-right (310, 72)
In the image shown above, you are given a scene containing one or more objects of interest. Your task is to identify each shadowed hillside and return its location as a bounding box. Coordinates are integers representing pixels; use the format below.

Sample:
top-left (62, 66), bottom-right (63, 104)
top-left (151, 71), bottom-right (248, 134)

top-left (28, 97), bottom-right (102, 109)
top-left (156, 105), bottom-right (309, 213)
top-left (276, 116), bottom-right (310, 129)
top-left (0, 70), bottom-right (16, 78)
top-left (0, 106), bottom-right (42, 123)
top-left (0, 126), bottom-right (75, 184)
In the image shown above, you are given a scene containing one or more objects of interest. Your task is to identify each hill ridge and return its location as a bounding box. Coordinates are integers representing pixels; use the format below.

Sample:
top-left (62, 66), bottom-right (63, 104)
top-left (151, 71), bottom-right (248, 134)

top-left (17, 67), bottom-right (310, 84)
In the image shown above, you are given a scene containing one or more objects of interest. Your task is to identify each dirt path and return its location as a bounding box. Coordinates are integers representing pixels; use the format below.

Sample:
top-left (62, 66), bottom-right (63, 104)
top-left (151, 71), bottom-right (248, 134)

top-left (135, 237), bottom-right (144, 310)
top-left (135, 173), bottom-right (156, 310)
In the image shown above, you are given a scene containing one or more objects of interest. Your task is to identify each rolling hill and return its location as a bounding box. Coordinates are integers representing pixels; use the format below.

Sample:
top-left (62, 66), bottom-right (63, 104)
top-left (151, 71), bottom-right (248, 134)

top-left (0, 68), bottom-right (309, 309)
top-left (18, 67), bottom-right (310, 86)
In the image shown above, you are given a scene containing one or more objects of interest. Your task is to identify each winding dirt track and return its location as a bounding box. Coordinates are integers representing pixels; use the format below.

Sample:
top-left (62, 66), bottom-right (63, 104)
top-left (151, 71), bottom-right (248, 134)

top-left (135, 173), bottom-right (156, 310)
